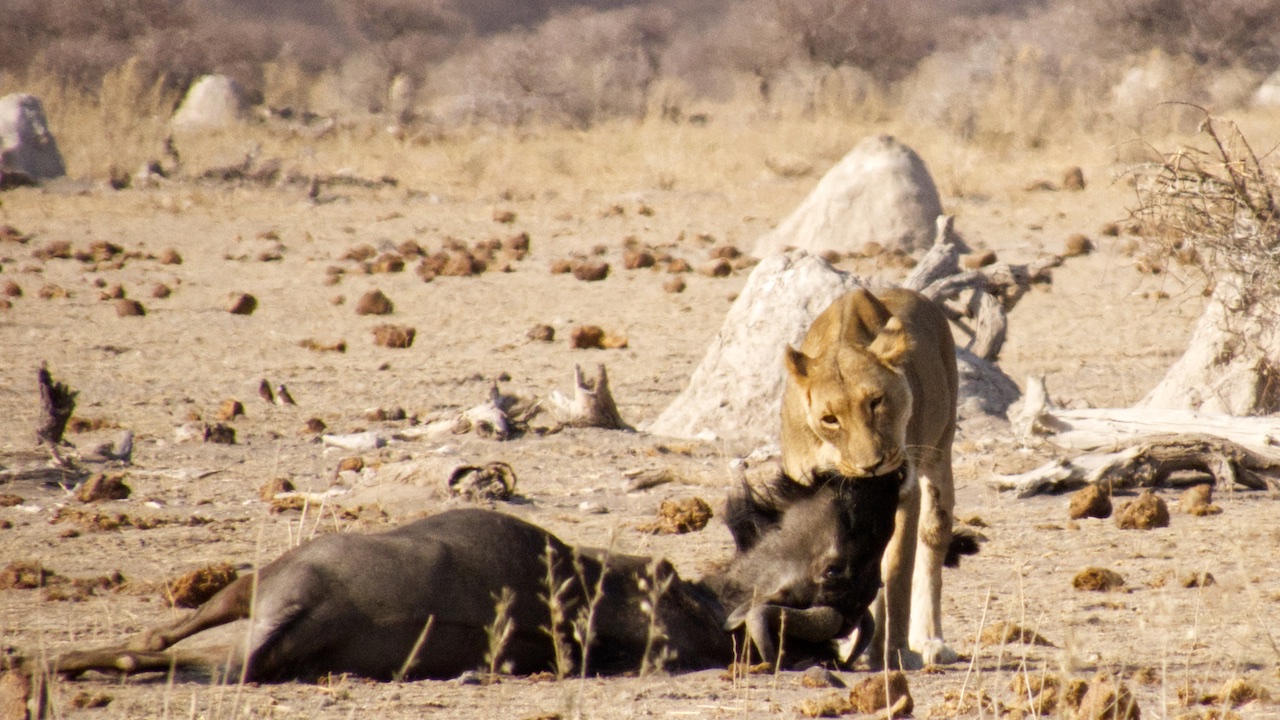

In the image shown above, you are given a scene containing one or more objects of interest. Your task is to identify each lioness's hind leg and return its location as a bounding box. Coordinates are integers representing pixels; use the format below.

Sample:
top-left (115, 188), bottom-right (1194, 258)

top-left (909, 462), bottom-right (956, 665)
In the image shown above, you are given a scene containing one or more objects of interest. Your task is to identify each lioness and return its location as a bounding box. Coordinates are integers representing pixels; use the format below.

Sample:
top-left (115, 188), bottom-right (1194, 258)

top-left (781, 287), bottom-right (958, 669)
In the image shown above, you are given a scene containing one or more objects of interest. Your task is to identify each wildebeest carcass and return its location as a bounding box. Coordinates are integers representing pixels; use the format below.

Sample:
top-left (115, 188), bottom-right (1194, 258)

top-left (45, 508), bottom-right (729, 682)
top-left (29, 469), bottom-right (909, 685)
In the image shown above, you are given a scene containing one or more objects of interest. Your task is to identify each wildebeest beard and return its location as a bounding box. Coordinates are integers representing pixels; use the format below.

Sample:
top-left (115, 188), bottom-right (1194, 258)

top-left (719, 465), bottom-right (906, 664)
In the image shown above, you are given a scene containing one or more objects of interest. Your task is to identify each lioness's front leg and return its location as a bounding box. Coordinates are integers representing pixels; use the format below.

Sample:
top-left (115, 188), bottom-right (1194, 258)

top-left (908, 461), bottom-right (956, 665)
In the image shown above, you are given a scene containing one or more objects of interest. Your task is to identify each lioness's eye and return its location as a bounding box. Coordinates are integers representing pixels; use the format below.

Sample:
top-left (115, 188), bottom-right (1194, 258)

top-left (868, 396), bottom-right (882, 414)
top-left (820, 414), bottom-right (839, 427)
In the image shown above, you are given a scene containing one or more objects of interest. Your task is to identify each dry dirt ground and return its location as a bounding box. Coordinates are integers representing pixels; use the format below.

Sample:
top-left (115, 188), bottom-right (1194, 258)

top-left (1, 130), bottom-right (1278, 719)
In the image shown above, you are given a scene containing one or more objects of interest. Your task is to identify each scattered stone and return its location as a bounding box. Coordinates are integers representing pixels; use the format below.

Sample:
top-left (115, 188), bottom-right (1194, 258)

top-left (801, 666), bottom-right (845, 689)
top-left (698, 259), bottom-right (733, 277)
top-left (274, 384), bottom-right (295, 406)
top-left (572, 261), bottom-right (610, 282)
top-left (301, 417), bottom-right (327, 434)
top-left (337, 456), bottom-right (365, 473)
top-left (225, 293), bottom-right (257, 315)
top-left (343, 245), bottom-right (378, 262)
top-left (549, 258), bottom-right (574, 274)
top-left (492, 208), bottom-right (516, 224)
top-left (663, 276), bottom-right (686, 293)
top-left (1116, 490), bottom-right (1170, 530)
top-left (503, 232), bottom-right (530, 260)
top-left (1073, 567), bottom-right (1125, 592)
top-left (1180, 572), bottom-right (1215, 588)
top-left (1, 280), bottom-right (19, 297)
top-left (370, 253), bottom-right (404, 274)
top-left (439, 250), bottom-right (482, 277)
top-left (0, 494), bottom-right (22, 507)
top-left (527, 324), bottom-right (555, 342)
top-left (150, 283), bottom-right (172, 299)
top-left (206, 423), bottom-right (236, 444)
top-left (158, 248), bottom-right (182, 265)
top-left (665, 258), bottom-right (691, 273)
top-left (1179, 484), bottom-right (1220, 515)
top-left (69, 691), bottom-right (112, 709)
top-left (1062, 166), bottom-right (1086, 191)
top-left (1217, 677), bottom-right (1270, 707)
top-left (355, 289), bottom-right (394, 316)
top-left (637, 497), bottom-right (713, 534)
top-left (0, 561), bottom-right (50, 589)
top-left (1100, 222), bottom-right (1121, 237)
top-left (708, 245), bottom-right (742, 260)
top-left (849, 671), bottom-right (913, 715)
top-left (569, 325), bottom-right (605, 349)
top-left (1069, 484), bottom-right (1112, 519)
top-left (979, 621), bottom-right (1055, 647)
top-left (601, 331), bottom-right (629, 349)
top-left (1064, 234), bottom-right (1094, 257)
top-left (373, 324), bottom-right (416, 348)
top-left (214, 399), bottom-right (244, 421)
top-left (623, 248), bottom-right (655, 269)
top-left (963, 250), bottom-right (998, 269)
top-left (1076, 673), bottom-right (1140, 720)
top-left (75, 473), bottom-right (131, 503)
top-left (258, 477), bottom-right (294, 501)
top-left (365, 407), bottom-right (407, 422)
top-left (164, 563), bottom-right (237, 608)
top-left (300, 338), bottom-right (347, 353)
top-left (115, 299), bottom-right (145, 317)
top-left (1009, 674), bottom-right (1063, 715)
top-left (37, 283), bottom-right (67, 300)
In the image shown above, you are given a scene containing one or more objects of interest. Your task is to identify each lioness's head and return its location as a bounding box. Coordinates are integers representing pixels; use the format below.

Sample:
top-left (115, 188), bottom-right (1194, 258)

top-left (784, 316), bottom-right (913, 478)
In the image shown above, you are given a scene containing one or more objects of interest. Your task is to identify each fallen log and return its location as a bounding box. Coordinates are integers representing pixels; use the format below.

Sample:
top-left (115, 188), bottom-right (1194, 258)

top-left (997, 376), bottom-right (1280, 496)
top-left (549, 364), bottom-right (632, 430)
top-left (992, 432), bottom-right (1280, 496)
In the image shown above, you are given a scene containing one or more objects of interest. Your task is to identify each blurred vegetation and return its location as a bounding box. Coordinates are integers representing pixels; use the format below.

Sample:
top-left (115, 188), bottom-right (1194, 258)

top-left (2, 0), bottom-right (1279, 131)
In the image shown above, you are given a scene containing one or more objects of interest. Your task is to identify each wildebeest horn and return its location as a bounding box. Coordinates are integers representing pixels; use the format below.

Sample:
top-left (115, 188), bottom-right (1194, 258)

top-left (724, 603), bottom-right (845, 665)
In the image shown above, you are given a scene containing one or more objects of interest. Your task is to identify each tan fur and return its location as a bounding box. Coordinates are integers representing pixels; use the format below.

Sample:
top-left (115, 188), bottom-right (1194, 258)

top-left (781, 288), bottom-right (958, 669)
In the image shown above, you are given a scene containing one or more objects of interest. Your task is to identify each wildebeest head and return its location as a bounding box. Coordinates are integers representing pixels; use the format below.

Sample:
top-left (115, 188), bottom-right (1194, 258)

top-left (716, 466), bottom-right (904, 663)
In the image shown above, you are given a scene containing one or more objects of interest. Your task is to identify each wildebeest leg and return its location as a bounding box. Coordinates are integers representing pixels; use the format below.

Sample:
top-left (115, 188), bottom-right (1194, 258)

top-left (50, 648), bottom-right (232, 679)
top-left (129, 575), bottom-right (255, 652)
top-left (726, 604), bottom-right (845, 665)
top-left (909, 458), bottom-right (957, 665)
top-left (871, 481), bottom-right (920, 670)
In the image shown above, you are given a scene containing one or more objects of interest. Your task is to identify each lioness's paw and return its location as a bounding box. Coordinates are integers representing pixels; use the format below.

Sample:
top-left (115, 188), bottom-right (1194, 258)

top-left (914, 638), bottom-right (958, 666)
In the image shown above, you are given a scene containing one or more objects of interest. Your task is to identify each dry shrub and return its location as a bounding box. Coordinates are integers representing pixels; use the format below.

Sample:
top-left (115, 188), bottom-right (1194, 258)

top-left (1116, 490), bottom-right (1170, 530)
top-left (979, 621), bottom-right (1055, 647)
top-left (1074, 567), bottom-right (1125, 592)
top-left (637, 497), bottom-right (713, 535)
top-left (75, 474), bottom-right (131, 503)
top-left (1134, 113), bottom-right (1280, 314)
top-left (165, 563), bottom-right (237, 608)
top-left (372, 324), bottom-right (415, 348)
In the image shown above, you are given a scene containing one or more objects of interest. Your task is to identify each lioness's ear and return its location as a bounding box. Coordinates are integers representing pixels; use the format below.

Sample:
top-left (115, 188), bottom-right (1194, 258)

top-left (868, 317), bottom-right (912, 367)
top-left (784, 346), bottom-right (811, 380)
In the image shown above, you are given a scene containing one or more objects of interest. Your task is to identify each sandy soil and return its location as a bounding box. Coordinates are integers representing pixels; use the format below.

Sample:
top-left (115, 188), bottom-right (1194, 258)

top-left (1, 138), bottom-right (1277, 719)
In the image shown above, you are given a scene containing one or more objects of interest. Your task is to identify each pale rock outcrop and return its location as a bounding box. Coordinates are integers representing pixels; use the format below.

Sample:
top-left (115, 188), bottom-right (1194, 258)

top-left (647, 251), bottom-right (1018, 444)
top-left (0, 93), bottom-right (66, 182)
top-left (753, 135), bottom-right (942, 257)
top-left (171, 75), bottom-right (246, 131)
